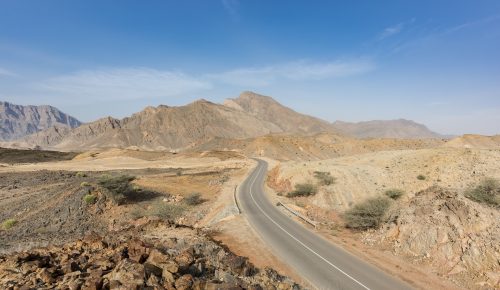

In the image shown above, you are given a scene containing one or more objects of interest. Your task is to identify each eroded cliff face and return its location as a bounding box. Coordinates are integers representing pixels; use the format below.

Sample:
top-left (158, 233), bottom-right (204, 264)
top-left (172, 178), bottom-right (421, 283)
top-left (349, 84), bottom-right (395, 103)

top-left (363, 186), bottom-right (500, 289)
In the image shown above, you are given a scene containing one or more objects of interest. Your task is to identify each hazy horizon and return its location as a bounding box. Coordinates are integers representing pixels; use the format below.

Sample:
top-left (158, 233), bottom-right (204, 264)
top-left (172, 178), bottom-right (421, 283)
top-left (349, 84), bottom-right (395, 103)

top-left (1, 1), bottom-right (499, 135)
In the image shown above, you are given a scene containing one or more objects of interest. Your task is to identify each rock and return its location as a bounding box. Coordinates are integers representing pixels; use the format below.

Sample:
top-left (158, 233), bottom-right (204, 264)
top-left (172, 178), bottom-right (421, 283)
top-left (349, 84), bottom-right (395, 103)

top-left (146, 249), bottom-right (168, 266)
top-left (38, 268), bottom-right (55, 284)
top-left (128, 239), bottom-right (151, 263)
top-left (162, 269), bottom-right (175, 285)
top-left (62, 261), bottom-right (81, 274)
top-left (163, 261), bottom-right (179, 274)
top-left (104, 259), bottom-right (144, 288)
top-left (144, 262), bottom-right (162, 278)
top-left (146, 274), bottom-right (164, 288)
top-left (174, 274), bottom-right (193, 290)
top-left (175, 250), bottom-right (194, 272)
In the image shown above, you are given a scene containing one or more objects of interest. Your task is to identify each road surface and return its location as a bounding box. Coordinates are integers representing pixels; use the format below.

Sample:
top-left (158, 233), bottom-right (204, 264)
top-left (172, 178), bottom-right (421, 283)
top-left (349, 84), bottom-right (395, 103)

top-left (238, 159), bottom-right (413, 290)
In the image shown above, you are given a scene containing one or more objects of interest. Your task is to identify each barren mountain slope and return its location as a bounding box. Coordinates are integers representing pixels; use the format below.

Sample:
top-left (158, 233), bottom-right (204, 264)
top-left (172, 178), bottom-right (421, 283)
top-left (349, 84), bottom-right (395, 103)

top-left (10, 100), bottom-right (283, 151)
top-left (0, 101), bottom-right (81, 141)
top-left (332, 119), bottom-right (444, 139)
top-left (224, 91), bottom-right (336, 134)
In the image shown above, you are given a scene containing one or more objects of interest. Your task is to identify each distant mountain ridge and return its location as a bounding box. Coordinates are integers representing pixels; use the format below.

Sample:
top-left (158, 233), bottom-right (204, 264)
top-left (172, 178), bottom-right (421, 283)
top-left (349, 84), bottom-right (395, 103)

top-left (3, 92), bottom-right (447, 151)
top-left (332, 119), bottom-right (445, 139)
top-left (0, 101), bottom-right (81, 141)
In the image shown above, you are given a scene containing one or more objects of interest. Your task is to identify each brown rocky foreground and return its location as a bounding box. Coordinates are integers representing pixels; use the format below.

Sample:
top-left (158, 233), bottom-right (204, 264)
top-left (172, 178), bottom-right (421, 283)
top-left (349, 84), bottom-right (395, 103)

top-left (0, 219), bottom-right (301, 290)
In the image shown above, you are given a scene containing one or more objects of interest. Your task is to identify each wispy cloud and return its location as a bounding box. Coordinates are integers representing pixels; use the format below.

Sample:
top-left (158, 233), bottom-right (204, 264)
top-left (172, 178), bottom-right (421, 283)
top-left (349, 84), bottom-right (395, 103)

top-left (39, 68), bottom-right (212, 101)
top-left (32, 59), bottom-right (374, 101)
top-left (392, 15), bottom-right (500, 53)
top-left (207, 59), bottom-right (375, 86)
top-left (379, 23), bottom-right (404, 40)
top-left (444, 14), bottom-right (500, 34)
top-left (221, 0), bottom-right (240, 20)
top-left (0, 68), bottom-right (16, 77)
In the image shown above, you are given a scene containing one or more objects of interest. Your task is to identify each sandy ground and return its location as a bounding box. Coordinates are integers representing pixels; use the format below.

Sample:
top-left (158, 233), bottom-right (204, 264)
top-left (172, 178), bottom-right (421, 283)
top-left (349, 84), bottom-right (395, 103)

top-left (0, 154), bottom-right (248, 173)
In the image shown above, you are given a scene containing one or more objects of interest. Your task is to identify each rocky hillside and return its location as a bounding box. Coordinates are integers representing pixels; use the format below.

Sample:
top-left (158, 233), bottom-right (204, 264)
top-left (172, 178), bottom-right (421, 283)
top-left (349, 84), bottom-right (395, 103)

top-left (0, 220), bottom-right (301, 289)
top-left (332, 119), bottom-right (444, 139)
top-left (363, 186), bottom-right (499, 289)
top-left (0, 101), bottom-right (81, 141)
top-left (224, 91), bottom-right (336, 134)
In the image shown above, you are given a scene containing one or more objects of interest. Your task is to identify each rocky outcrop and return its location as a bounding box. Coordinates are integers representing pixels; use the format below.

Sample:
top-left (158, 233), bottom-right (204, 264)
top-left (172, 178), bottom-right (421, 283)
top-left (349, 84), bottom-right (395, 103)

top-left (0, 220), bottom-right (301, 289)
top-left (0, 101), bottom-right (81, 141)
top-left (363, 186), bottom-right (500, 289)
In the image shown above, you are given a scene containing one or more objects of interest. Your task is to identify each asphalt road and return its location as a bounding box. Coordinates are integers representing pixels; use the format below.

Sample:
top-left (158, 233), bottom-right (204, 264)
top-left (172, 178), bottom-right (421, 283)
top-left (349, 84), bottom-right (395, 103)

top-left (238, 159), bottom-right (413, 290)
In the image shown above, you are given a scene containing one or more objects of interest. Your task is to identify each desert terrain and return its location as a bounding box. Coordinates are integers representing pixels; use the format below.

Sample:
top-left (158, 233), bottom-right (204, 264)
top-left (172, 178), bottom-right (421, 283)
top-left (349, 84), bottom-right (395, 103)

top-left (0, 93), bottom-right (499, 289)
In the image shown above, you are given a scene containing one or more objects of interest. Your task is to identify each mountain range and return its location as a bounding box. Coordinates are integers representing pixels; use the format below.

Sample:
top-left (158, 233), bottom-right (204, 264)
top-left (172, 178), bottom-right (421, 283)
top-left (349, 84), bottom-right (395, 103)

top-left (1, 92), bottom-right (445, 151)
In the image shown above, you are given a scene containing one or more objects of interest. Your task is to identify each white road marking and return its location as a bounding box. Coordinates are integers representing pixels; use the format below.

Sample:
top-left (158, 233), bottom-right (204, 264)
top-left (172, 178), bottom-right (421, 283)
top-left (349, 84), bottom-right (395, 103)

top-left (248, 162), bottom-right (371, 290)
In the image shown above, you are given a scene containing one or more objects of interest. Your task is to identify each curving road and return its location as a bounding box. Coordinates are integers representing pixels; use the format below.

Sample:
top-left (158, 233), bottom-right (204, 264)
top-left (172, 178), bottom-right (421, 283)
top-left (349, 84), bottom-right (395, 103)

top-left (238, 159), bottom-right (413, 290)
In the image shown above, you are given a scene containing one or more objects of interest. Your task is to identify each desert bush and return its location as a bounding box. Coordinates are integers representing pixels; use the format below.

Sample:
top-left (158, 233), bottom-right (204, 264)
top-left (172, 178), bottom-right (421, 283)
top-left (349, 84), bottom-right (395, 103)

top-left (183, 192), bottom-right (204, 206)
top-left (83, 194), bottom-right (96, 204)
top-left (80, 181), bottom-right (91, 187)
top-left (75, 172), bottom-right (87, 178)
top-left (417, 175), bottom-right (426, 180)
top-left (149, 202), bottom-right (186, 220)
top-left (385, 189), bottom-right (404, 200)
top-left (465, 178), bottom-right (500, 208)
top-left (313, 171), bottom-right (335, 186)
top-left (98, 175), bottom-right (136, 204)
top-left (287, 183), bottom-right (317, 197)
top-left (2, 218), bottom-right (17, 230)
top-left (129, 208), bottom-right (146, 220)
top-left (344, 197), bottom-right (391, 230)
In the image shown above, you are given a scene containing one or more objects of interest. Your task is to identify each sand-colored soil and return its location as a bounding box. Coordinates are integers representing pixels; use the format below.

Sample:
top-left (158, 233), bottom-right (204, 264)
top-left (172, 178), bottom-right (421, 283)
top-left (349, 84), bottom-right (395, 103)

top-left (271, 148), bottom-right (500, 210)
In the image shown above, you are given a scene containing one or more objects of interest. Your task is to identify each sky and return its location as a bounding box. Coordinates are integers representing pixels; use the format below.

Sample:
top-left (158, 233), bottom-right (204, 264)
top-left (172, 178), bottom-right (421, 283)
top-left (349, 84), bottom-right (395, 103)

top-left (0, 1), bottom-right (499, 135)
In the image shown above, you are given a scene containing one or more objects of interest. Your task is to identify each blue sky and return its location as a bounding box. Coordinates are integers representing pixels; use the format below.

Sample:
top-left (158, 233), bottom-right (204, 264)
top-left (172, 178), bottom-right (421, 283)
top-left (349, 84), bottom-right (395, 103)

top-left (0, 1), bottom-right (499, 135)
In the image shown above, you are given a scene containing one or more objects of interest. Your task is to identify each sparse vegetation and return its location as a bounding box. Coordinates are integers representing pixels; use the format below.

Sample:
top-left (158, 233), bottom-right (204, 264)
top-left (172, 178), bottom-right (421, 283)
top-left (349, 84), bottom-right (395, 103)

top-left (98, 174), bottom-right (136, 204)
top-left (287, 182), bottom-right (317, 197)
top-left (80, 181), bottom-right (91, 187)
top-left (313, 171), bottom-right (335, 186)
top-left (464, 178), bottom-right (500, 208)
top-left (417, 175), bottom-right (426, 180)
top-left (83, 194), bottom-right (96, 204)
top-left (385, 189), bottom-right (404, 200)
top-left (344, 197), bottom-right (391, 230)
top-left (2, 218), bottom-right (18, 230)
top-left (183, 192), bottom-right (204, 205)
top-left (149, 202), bottom-right (186, 220)
top-left (75, 172), bottom-right (87, 178)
